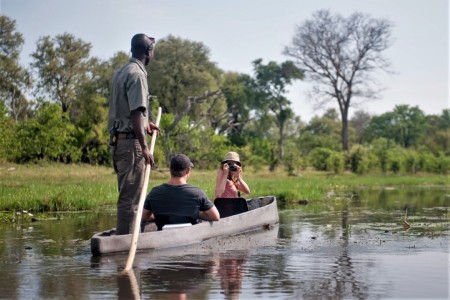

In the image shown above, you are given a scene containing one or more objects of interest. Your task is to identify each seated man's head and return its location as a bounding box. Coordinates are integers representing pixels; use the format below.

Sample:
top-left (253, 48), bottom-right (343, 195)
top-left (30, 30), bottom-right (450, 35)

top-left (170, 154), bottom-right (194, 177)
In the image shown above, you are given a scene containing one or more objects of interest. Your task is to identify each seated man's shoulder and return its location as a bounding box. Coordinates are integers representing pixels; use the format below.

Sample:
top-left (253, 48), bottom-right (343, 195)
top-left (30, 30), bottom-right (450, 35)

top-left (185, 184), bottom-right (206, 193)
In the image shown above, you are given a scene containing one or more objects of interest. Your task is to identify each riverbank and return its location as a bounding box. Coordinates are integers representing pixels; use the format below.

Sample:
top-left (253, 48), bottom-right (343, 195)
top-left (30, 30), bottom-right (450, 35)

top-left (0, 162), bottom-right (448, 212)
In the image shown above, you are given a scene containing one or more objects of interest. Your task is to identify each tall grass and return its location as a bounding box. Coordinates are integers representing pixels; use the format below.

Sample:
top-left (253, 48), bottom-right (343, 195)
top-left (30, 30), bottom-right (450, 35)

top-left (0, 163), bottom-right (448, 212)
top-left (0, 163), bottom-right (117, 212)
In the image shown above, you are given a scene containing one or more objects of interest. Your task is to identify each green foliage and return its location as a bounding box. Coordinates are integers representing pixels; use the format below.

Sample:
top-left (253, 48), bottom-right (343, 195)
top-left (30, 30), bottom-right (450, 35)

top-left (434, 152), bottom-right (450, 174)
top-left (347, 145), bottom-right (376, 174)
top-left (387, 147), bottom-right (405, 173)
top-left (71, 92), bottom-right (109, 164)
top-left (299, 109), bottom-right (342, 155)
top-left (246, 155), bottom-right (266, 172)
top-left (0, 21), bottom-right (448, 177)
top-left (251, 59), bottom-right (303, 165)
top-left (148, 35), bottom-right (223, 119)
top-left (282, 138), bottom-right (305, 175)
top-left (365, 105), bottom-right (426, 148)
top-left (422, 110), bottom-right (450, 155)
top-left (416, 150), bottom-right (450, 174)
top-left (417, 150), bottom-right (435, 172)
top-left (350, 110), bottom-right (372, 144)
top-left (0, 15), bottom-right (33, 121)
top-left (308, 147), bottom-right (334, 171)
top-left (220, 72), bottom-right (254, 139)
top-left (403, 149), bottom-right (420, 174)
top-left (15, 103), bottom-right (81, 162)
top-left (158, 112), bottom-right (229, 169)
top-left (371, 138), bottom-right (397, 173)
top-left (0, 101), bottom-right (17, 161)
top-left (30, 33), bottom-right (92, 113)
top-left (326, 151), bottom-right (345, 174)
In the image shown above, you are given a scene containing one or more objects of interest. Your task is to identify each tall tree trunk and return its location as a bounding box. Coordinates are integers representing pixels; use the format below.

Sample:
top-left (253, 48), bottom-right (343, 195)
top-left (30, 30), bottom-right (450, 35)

top-left (278, 123), bottom-right (284, 161)
top-left (341, 117), bottom-right (349, 152)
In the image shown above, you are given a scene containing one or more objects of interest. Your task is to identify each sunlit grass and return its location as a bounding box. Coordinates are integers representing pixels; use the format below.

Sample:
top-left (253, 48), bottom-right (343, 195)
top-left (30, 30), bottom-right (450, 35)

top-left (0, 163), bottom-right (117, 212)
top-left (0, 162), bottom-right (448, 212)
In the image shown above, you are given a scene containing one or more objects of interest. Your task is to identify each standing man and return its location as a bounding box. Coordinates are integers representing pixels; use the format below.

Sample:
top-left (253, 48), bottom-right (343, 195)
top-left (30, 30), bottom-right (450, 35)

top-left (108, 33), bottom-right (160, 235)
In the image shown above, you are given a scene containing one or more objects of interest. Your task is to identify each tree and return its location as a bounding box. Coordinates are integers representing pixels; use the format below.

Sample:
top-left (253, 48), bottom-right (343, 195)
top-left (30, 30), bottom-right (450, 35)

top-left (423, 109), bottom-right (450, 155)
top-left (30, 33), bottom-right (91, 114)
top-left (0, 101), bottom-right (17, 161)
top-left (251, 59), bottom-right (303, 170)
top-left (70, 56), bottom-right (121, 164)
top-left (350, 110), bottom-right (372, 144)
top-left (284, 10), bottom-right (393, 151)
top-left (298, 108), bottom-right (342, 155)
top-left (219, 72), bottom-right (254, 143)
top-left (0, 15), bottom-right (33, 122)
top-left (147, 35), bottom-right (225, 159)
top-left (364, 105), bottom-right (426, 148)
top-left (15, 102), bottom-right (80, 162)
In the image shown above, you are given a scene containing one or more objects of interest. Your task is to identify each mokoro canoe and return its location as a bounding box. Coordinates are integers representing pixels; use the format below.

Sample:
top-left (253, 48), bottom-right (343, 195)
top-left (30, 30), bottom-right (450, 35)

top-left (91, 195), bottom-right (279, 256)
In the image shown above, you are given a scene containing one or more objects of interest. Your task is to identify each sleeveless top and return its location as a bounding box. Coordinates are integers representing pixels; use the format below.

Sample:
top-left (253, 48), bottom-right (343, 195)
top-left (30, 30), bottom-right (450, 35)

top-left (219, 179), bottom-right (238, 198)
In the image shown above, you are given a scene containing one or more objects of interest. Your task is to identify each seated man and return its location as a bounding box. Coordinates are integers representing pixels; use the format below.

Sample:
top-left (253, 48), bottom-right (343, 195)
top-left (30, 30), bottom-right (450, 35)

top-left (142, 154), bottom-right (220, 230)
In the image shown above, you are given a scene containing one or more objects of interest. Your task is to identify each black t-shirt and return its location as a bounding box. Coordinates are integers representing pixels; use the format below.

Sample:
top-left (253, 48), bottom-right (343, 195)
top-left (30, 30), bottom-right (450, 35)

top-left (144, 183), bottom-right (214, 220)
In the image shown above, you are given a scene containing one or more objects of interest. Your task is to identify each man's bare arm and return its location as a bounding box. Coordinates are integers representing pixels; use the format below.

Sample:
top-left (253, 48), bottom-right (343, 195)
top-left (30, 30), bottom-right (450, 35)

top-left (198, 206), bottom-right (220, 221)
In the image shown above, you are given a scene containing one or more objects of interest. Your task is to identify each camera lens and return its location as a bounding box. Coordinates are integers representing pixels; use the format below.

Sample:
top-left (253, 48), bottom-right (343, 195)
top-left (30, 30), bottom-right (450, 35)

top-left (228, 163), bottom-right (237, 171)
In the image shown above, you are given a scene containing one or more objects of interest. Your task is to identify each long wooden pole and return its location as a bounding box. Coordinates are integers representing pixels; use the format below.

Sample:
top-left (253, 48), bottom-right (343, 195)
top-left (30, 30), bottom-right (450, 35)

top-left (123, 107), bottom-right (162, 272)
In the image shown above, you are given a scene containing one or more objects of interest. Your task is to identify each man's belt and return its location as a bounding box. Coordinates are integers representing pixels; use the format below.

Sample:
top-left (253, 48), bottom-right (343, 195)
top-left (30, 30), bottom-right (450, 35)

top-left (116, 132), bottom-right (137, 140)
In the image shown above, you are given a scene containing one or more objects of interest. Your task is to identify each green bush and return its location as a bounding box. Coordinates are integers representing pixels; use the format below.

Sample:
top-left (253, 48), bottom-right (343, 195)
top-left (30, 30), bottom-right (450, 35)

top-left (0, 102), bottom-right (18, 161)
top-left (308, 147), bottom-right (334, 171)
top-left (371, 138), bottom-right (396, 173)
top-left (418, 150), bottom-right (436, 172)
top-left (326, 151), bottom-right (345, 174)
top-left (435, 152), bottom-right (450, 174)
top-left (404, 149), bottom-right (419, 174)
top-left (348, 145), bottom-right (373, 174)
top-left (387, 148), bottom-right (405, 173)
top-left (15, 103), bottom-right (81, 162)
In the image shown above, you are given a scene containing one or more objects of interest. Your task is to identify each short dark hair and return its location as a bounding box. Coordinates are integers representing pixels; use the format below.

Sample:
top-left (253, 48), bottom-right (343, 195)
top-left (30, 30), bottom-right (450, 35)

top-left (170, 169), bottom-right (189, 178)
top-left (131, 34), bottom-right (154, 54)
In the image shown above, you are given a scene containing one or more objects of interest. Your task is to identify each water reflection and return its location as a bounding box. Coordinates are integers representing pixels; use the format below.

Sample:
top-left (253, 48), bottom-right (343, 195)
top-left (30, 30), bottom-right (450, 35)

top-left (142, 260), bottom-right (215, 299)
top-left (90, 228), bottom-right (277, 299)
top-left (117, 271), bottom-right (141, 300)
top-left (113, 251), bottom-right (249, 300)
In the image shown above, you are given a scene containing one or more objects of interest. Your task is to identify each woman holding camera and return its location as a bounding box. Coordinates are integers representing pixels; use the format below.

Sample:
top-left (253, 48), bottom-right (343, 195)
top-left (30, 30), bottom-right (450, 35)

top-left (214, 151), bottom-right (251, 199)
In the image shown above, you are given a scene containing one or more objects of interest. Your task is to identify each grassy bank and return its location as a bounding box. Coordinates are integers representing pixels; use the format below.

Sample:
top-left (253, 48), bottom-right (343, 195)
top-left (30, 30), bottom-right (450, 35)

top-left (0, 163), bottom-right (448, 212)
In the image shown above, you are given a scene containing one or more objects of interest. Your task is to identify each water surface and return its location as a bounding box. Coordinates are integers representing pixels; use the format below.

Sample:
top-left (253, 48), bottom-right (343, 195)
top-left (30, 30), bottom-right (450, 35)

top-left (0, 186), bottom-right (448, 299)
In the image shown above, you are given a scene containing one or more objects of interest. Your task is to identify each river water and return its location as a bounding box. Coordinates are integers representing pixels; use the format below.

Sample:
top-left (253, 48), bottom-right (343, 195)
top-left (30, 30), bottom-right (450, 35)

top-left (0, 186), bottom-right (449, 299)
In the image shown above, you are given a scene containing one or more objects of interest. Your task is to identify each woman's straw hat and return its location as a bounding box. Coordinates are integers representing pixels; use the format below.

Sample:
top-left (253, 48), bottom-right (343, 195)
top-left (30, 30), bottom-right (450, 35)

top-left (222, 152), bottom-right (241, 165)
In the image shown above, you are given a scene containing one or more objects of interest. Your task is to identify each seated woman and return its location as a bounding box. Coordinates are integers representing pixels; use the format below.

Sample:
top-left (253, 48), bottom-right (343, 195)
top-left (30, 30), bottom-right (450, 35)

top-left (214, 152), bottom-right (250, 199)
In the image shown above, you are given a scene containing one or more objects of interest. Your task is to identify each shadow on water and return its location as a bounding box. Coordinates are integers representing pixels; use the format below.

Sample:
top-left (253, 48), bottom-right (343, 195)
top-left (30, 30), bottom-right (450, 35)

top-left (0, 186), bottom-right (449, 299)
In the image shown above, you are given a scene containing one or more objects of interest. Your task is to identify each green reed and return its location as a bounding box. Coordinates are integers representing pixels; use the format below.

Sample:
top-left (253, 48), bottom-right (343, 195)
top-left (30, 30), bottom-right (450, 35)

top-left (0, 163), bottom-right (448, 213)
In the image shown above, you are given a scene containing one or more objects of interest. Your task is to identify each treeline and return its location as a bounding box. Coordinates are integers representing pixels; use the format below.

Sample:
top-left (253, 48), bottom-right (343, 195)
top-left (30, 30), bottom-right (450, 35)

top-left (0, 15), bottom-right (449, 174)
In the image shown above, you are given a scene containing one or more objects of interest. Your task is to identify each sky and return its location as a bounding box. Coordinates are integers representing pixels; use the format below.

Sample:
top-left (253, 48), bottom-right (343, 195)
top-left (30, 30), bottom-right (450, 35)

top-left (1, 0), bottom-right (448, 122)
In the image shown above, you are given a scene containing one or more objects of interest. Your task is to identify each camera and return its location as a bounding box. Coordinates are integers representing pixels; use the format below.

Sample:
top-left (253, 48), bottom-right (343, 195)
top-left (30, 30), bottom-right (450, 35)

top-left (227, 163), bottom-right (238, 172)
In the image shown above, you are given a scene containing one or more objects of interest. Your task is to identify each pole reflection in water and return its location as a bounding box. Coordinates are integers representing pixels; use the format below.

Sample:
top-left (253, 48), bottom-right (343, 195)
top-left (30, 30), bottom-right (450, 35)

top-left (117, 270), bottom-right (140, 300)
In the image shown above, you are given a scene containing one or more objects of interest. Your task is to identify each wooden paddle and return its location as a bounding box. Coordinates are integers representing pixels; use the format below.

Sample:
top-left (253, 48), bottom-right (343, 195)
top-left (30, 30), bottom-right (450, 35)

top-left (123, 107), bottom-right (162, 272)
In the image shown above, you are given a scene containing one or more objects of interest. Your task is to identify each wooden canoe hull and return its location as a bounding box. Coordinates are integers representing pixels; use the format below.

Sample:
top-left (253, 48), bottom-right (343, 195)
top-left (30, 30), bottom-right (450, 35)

top-left (91, 196), bottom-right (279, 256)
